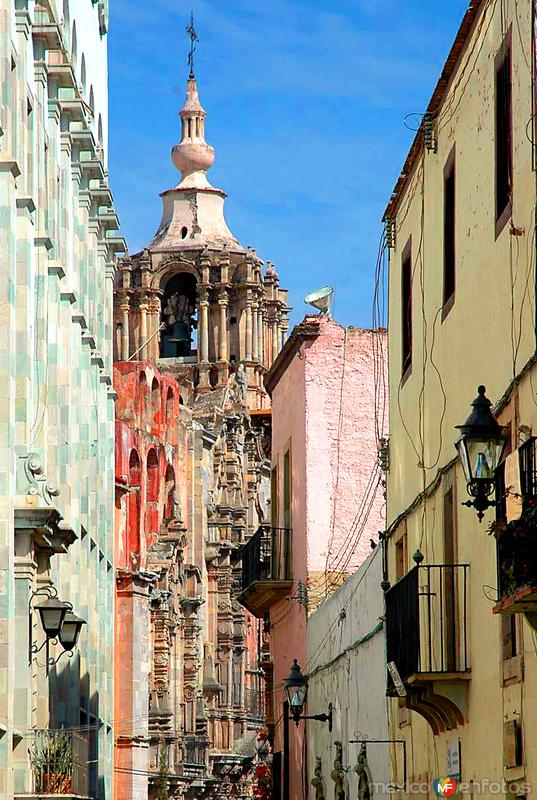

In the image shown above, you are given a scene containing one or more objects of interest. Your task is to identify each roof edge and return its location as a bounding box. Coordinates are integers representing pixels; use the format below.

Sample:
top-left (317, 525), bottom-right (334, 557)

top-left (383, 0), bottom-right (485, 222)
top-left (264, 317), bottom-right (322, 395)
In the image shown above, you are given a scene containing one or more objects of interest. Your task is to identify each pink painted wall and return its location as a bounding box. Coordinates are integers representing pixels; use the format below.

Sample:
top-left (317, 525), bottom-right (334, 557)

top-left (305, 320), bottom-right (386, 578)
top-left (269, 315), bottom-right (387, 800)
top-left (270, 340), bottom-right (307, 800)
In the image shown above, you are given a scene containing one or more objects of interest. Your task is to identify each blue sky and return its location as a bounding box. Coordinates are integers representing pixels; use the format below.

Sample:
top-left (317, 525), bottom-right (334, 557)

top-left (109, 0), bottom-right (470, 328)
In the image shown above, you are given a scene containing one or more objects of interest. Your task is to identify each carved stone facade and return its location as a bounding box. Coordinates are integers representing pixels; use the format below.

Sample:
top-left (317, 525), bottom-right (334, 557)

top-left (113, 66), bottom-right (287, 799)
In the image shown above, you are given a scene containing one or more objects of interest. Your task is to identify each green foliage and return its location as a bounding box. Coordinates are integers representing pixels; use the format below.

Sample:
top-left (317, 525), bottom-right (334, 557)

top-left (155, 738), bottom-right (169, 800)
top-left (31, 731), bottom-right (73, 793)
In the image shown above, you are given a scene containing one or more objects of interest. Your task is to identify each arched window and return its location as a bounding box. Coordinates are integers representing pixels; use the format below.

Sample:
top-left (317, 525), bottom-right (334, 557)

top-left (139, 371), bottom-right (148, 418)
top-left (98, 113), bottom-right (103, 144)
top-left (127, 449), bottom-right (141, 563)
top-left (80, 54), bottom-right (86, 92)
top-left (164, 464), bottom-right (175, 521)
top-left (166, 387), bottom-right (175, 420)
top-left (146, 449), bottom-right (159, 501)
top-left (150, 378), bottom-right (160, 424)
top-left (89, 85), bottom-right (95, 115)
top-left (160, 273), bottom-right (198, 358)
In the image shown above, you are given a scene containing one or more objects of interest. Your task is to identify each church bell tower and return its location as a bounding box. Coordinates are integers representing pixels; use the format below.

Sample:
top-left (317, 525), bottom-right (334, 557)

top-left (113, 44), bottom-right (290, 407)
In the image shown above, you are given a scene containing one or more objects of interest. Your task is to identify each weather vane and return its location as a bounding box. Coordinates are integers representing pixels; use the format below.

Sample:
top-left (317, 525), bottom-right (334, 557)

top-left (186, 11), bottom-right (199, 78)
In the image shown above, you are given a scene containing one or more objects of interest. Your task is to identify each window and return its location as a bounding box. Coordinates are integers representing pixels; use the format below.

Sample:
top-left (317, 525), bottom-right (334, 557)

top-left (502, 615), bottom-right (518, 660)
top-left (270, 465), bottom-right (279, 528)
top-left (495, 31), bottom-right (512, 234)
top-left (283, 446), bottom-right (291, 529)
top-left (394, 524), bottom-right (407, 581)
top-left (504, 719), bottom-right (524, 769)
top-left (401, 238), bottom-right (412, 378)
top-left (443, 148), bottom-right (456, 313)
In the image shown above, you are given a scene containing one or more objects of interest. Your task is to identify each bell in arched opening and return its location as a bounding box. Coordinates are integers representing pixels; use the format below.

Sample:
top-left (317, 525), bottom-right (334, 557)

top-left (161, 273), bottom-right (198, 358)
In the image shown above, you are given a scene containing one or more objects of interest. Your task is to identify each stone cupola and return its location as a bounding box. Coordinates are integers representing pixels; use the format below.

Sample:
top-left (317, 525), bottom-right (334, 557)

top-left (151, 73), bottom-right (239, 252)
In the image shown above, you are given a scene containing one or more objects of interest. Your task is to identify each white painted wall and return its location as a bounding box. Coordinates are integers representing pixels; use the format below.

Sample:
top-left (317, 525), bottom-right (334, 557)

top-left (307, 548), bottom-right (390, 800)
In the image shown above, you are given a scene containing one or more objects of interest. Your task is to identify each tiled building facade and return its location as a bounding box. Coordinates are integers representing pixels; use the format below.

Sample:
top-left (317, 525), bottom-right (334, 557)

top-left (1, 0), bottom-right (122, 797)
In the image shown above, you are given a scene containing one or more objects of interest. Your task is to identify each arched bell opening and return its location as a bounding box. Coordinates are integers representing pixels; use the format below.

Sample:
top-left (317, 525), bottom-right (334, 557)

top-left (160, 273), bottom-right (198, 358)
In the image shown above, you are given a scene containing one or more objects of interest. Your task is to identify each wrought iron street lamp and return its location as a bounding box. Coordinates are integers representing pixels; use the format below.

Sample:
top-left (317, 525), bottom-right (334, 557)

top-left (34, 597), bottom-right (70, 639)
top-left (455, 385), bottom-right (508, 522)
top-left (57, 612), bottom-right (86, 652)
top-left (284, 659), bottom-right (333, 731)
top-left (29, 588), bottom-right (86, 674)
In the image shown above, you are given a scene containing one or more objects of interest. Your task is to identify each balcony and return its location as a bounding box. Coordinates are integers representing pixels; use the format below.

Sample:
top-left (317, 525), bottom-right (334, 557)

top-left (385, 563), bottom-right (470, 733)
top-left (237, 526), bottom-right (293, 618)
top-left (493, 438), bottom-right (537, 626)
top-left (244, 686), bottom-right (264, 721)
top-left (29, 729), bottom-right (90, 797)
top-left (179, 735), bottom-right (209, 787)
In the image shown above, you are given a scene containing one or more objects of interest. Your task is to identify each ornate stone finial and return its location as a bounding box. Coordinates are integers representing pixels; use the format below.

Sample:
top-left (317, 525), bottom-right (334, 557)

top-left (354, 743), bottom-right (372, 800)
top-left (312, 757), bottom-right (326, 800)
top-left (171, 58), bottom-right (215, 189)
top-left (331, 742), bottom-right (346, 800)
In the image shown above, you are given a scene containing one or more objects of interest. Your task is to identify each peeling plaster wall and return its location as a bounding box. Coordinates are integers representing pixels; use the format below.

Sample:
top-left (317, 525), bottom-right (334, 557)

top-left (269, 316), bottom-right (386, 799)
top-left (304, 321), bottom-right (386, 578)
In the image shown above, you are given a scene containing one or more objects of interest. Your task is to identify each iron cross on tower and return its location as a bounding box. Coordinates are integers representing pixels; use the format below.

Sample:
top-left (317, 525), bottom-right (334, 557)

top-left (186, 12), bottom-right (199, 78)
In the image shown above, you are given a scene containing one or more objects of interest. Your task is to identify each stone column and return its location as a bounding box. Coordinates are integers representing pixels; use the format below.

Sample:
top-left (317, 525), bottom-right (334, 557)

top-left (120, 299), bottom-right (129, 361)
top-left (245, 296), bottom-right (253, 362)
top-left (258, 304), bottom-right (264, 366)
top-left (139, 298), bottom-right (148, 360)
top-left (199, 291), bottom-right (209, 363)
top-left (149, 292), bottom-right (162, 361)
top-left (218, 291), bottom-right (228, 362)
top-left (272, 319), bottom-right (279, 365)
top-left (251, 301), bottom-right (258, 361)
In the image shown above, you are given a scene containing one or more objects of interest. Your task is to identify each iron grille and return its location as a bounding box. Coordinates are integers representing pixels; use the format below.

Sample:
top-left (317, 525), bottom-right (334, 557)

top-left (495, 439), bottom-right (537, 601)
top-left (241, 526), bottom-right (292, 591)
top-left (385, 563), bottom-right (469, 693)
top-left (31, 729), bottom-right (89, 796)
top-left (519, 437), bottom-right (537, 502)
top-left (244, 686), bottom-right (264, 720)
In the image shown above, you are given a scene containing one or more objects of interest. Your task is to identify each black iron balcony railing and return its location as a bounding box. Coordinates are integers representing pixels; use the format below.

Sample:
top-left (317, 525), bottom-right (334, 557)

top-left (182, 735), bottom-right (208, 767)
top-left (385, 563), bottom-right (469, 694)
top-left (495, 439), bottom-right (537, 607)
top-left (244, 686), bottom-right (264, 720)
top-left (241, 526), bottom-right (292, 590)
top-left (31, 729), bottom-right (89, 795)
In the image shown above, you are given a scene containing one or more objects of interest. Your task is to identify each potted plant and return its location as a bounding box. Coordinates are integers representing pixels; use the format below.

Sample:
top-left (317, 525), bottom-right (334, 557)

top-left (32, 731), bottom-right (73, 793)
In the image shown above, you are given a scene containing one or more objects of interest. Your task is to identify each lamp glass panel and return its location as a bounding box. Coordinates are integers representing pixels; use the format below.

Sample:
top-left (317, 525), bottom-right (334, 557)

top-left (456, 438), bottom-right (472, 482)
top-left (59, 614), bottom-right (84, 651)
top-left (290, 685), bottom-right (307, 710)
top-left (457, 436), bottom-right (506, 482)
top-left (37, 601), bottom-right (68, 637)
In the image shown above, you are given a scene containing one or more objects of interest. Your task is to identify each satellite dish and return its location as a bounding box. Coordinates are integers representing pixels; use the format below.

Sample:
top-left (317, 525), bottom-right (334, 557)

top-left (304, 286), bottom-right (334, 315)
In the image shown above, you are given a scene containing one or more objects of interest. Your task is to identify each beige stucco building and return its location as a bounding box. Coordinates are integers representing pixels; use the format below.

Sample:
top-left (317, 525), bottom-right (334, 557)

top-left (383, 0), bottom-right (537, 795)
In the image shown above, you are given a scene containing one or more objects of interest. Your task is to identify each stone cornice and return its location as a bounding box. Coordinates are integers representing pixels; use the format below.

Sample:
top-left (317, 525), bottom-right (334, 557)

top-left (264, 316), bottom-right (322, 396)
